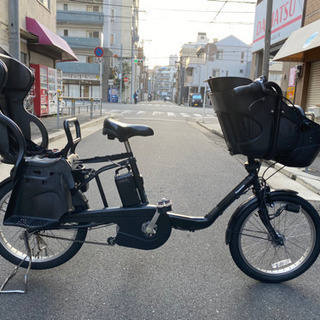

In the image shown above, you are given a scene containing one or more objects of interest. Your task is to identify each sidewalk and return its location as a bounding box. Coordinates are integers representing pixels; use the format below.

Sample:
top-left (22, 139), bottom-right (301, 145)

top-left (197, 115), bottom-right (320, 204)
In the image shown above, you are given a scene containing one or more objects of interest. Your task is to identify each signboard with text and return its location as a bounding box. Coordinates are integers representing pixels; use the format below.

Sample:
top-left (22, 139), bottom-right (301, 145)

top-left (252, 0), bottom-right (305, 52)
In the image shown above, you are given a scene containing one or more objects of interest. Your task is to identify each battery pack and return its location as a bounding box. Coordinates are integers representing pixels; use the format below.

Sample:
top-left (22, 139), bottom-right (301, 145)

top-left (115, 170), bottom-right (141, 207)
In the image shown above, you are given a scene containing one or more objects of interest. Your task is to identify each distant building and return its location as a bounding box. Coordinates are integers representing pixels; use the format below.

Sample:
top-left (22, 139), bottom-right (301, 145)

top-left (56, 0), bottom-right (139, 102)
top-left (169, 55), bottom-right (178, 66)
top-left (210, 35), bottom-right (252, 78)
top-left (153, 66), bottom-right (177, 100)
top-left (181, 35), bottom-right (252, 106)
top-left (56, 0), bottom-right (110, 101)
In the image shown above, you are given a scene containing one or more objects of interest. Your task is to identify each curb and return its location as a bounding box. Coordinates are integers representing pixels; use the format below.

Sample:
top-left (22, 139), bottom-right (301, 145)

top-left (34, 116), bottom-right (105, 146)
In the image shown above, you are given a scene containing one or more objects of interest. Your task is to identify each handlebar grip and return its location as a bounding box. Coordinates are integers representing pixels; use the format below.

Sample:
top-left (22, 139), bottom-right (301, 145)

top-left (233, 82), bottom-right (261, 96)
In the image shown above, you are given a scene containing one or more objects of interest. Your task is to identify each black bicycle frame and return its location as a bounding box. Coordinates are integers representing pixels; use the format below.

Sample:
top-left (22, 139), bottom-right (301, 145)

top-left (62, 152), bottom-right (264, 233)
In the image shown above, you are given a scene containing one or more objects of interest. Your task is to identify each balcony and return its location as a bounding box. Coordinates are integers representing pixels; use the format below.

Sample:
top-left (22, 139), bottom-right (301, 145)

top-left (56, 62), bottom-right (100, 75)
top-left (62, 36), bottom-right (100, 49)
top-left (185, 57), bottom-right (205, 69)
top-left (57, 10), bottom-right (103, 25)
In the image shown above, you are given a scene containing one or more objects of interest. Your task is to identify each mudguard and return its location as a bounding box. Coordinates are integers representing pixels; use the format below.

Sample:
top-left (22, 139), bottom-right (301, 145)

top-left (225, 189), bottom-right (298, 245)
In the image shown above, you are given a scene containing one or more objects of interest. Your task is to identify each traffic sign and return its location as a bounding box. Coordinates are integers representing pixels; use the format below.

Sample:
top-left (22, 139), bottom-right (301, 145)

top-left (124, 77), bottom-right (128, 83)
top-left (94, 57), bottom-right (104, 63)
top-left (94, 47), bottom-right (104, 57)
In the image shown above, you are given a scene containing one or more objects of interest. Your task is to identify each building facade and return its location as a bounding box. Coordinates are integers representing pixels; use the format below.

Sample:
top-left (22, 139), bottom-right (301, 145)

top-left (1, 0), bottom-right (75, 66)
top-left (56, 0), bottom-right (139, 102)
top-left (179, 34), bottom-right (252, 106)
top-left (56, 0), bottom-right (110, 100)
top-left (0, 0), bottom-right (77, 116)
top-left (152, 66), bottom-right (177, 101)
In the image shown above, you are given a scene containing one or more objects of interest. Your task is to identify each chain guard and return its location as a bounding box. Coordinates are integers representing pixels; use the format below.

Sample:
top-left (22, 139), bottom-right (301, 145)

top-left (115, 212), bottom-right (172, 250)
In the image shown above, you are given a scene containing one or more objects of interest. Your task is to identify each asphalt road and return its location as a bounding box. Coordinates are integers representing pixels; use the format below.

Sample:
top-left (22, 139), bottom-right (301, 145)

top-left (1, 105), bottom-right (320, 319)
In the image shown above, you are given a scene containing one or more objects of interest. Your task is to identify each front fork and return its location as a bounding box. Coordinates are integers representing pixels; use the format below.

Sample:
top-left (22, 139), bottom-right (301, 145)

top-left (254, 185), bottom-right (285, 246)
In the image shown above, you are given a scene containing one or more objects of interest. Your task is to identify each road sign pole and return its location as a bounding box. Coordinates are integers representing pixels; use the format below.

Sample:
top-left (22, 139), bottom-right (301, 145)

top-left (100, 62), bottom-right (102, 115)
top-left (119, 44), bottom-right (123, 103)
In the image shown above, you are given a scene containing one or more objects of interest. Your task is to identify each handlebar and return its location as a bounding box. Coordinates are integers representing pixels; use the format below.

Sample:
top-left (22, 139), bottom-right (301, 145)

top-left (233, 75), bottom-right (282, 97)
top-left (233, 82), bottom-right (262, 96)
top-left (61, 117), bottom-right (81, 158)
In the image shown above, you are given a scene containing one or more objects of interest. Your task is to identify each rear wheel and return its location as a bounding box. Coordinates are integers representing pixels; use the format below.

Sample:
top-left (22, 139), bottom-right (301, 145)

top-left (229, 194), bottom-right (320, 283)
top-left (0, 180), bottom-right (87, 269)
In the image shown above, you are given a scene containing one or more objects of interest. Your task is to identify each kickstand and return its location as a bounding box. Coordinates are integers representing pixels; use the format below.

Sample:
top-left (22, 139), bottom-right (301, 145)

top-left (0, 230), bottom-right (32, 294)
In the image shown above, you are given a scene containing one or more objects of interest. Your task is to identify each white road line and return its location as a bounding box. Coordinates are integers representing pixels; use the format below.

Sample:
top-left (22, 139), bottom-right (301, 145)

top-left (110, 109), bottom-right (120, 113)
top-left (122, 110), bottom-right (132, 114)
top-left (180, 113), bottom-right (191, 118)
top-left (152, 111), bottom-right (165, 116)
top-left (167, 112), bottom-right (176, 117)
top-left (193, 114), bottom-right (202, 117)
top-left (136, 111), bottom-right (146, 115)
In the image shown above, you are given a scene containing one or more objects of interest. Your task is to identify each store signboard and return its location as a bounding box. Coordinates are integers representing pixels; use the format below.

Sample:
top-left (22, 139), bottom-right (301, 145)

top-left (252, 0), bottom-right (305, 52)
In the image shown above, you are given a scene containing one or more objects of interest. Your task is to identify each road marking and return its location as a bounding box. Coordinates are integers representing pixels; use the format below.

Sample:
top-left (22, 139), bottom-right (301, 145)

top-left (193, 114), bottom-right (202, 117)
top-left (152, 111), bottom-right (165, 116)
top-left (122, 110), bottom-right (132, 114)
top-left (180, 113), bottom-right (190, 118)
top-left (136, 111), bottom-right (146, 115)
top-left (167, 112), bottom-right (176, 117)
top-left (110, 109), bottom-right (120, 113)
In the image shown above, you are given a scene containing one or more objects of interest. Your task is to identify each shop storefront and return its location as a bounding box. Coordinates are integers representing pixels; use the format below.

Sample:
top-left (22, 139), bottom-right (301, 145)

top-left (274, 19), bottom-right (320, 110)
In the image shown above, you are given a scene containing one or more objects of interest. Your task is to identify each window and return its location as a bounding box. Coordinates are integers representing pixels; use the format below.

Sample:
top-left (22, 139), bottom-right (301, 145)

top-left (87, 56), bottom-right (95, 63)
top-left (64, 29), bottom-right (68, 36)
top-left (241, 52), bottom-right (245, 63)
top-left (63, 4), bottom-right (68, 11)
top-left (186, 69), bottom-right (193, 77)
top-left (87, 31), bottom-right (100, 38)
top-left (87, 5), bottom-right (100, 12)
top-left (212, 69), bottom-right (220, 77)
top-left (110, 33), bottom-right (115, 45)
top-left (216, 50), bottom-right (223, 60)
top-left (38, 0), bottom-right (50, 10)
top-left (239, 69), bottom-right (244, 74)
top-left (21, 52), bottom-right (27, 65)
top-left (111, 8), bottom-right (115, 20)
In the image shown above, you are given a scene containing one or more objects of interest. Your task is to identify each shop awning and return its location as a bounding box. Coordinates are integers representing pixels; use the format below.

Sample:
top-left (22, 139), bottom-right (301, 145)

top-left (26, 17), bottom-right (78, 62)
top-left (274, 19), bottom-right (320, 62)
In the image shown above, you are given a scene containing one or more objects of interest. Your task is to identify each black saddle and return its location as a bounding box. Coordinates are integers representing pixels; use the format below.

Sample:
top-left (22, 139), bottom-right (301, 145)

top-left (103, 118), bottom-right (154, 142)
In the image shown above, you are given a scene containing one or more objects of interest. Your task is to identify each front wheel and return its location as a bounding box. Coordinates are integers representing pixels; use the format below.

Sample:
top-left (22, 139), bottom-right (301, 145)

top-left (229, 194), bottom-right (320, 283)
top-left (0, 180), bottom-right (88, 269)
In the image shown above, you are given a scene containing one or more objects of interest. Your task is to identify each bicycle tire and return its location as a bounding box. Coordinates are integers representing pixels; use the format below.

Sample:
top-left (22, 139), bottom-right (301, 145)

top-left (0, 180), bottom-right (88, 270)
top-left (229, 193), bottom-right (320, 283)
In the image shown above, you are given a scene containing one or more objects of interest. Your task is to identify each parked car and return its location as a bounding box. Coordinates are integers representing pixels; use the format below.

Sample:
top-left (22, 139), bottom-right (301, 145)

top-left (189, 93), bottom-right (203, 107)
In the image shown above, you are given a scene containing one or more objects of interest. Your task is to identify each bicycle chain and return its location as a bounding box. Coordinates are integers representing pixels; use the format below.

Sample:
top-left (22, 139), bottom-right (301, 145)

top-left (39, 233), bottom-right (115, 246)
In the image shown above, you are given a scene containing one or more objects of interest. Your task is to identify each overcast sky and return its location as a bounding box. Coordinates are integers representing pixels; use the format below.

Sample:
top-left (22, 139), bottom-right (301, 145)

top-left (139, 0), bottom-right (256, 67)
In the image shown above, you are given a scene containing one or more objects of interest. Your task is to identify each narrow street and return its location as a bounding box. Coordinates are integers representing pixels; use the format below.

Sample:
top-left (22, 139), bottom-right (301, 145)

top-left (1, 112), bottom-right (320, 320)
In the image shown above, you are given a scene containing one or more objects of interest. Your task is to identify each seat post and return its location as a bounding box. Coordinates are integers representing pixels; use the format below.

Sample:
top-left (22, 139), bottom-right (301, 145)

top-left (124, 140), bottom-right (132, 153)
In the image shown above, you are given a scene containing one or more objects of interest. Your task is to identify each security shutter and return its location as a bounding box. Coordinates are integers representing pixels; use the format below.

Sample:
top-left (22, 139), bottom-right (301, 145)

top-left (306, 61), bottom-right (320, 108)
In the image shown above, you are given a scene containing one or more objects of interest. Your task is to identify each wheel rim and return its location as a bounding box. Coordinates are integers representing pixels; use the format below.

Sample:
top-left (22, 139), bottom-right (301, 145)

top-left (238, 201), bottom-right (316, 276)
top-left (0, 190), bottom-right (80, 264)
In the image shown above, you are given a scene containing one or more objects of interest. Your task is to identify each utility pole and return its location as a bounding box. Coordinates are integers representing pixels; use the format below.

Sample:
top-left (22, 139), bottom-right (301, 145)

top-left (130, 4), bottom-right (138, 104)
top-left (119, 44), bottom-right (123, 103)
top-left (262, 0), bottom-right (273, 77)
top-left (8, 0), bottom-right (20, 60)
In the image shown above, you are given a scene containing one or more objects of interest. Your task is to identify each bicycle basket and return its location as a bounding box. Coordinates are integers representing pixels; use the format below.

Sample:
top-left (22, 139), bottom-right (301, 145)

top-left (207, 77), bottom-right (320, 167)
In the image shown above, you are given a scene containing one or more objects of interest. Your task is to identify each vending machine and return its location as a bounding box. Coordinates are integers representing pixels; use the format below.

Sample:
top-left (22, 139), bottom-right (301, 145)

top-left (30, 64), bottom-right (49, 117)
top-left (48, 67), bottom-right (57, 115)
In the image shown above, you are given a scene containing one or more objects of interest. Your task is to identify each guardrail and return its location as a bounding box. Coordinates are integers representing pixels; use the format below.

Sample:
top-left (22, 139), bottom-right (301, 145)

top-left (57, 97), bottom-right (102, 129)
